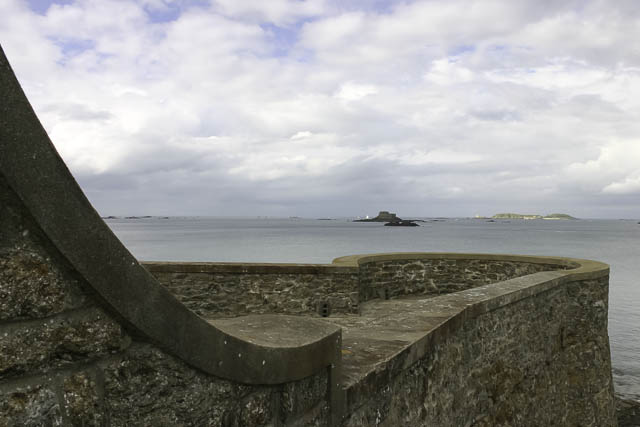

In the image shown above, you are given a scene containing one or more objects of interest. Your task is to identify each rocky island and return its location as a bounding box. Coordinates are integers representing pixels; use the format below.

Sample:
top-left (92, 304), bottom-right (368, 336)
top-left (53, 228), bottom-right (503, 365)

top-left (384, 220), bottom-right (419, 227)
top-left (354, 211), bottom-right (401, 222)
top-left (492, 213), bottom-right (577, 220)
top-left (355, 211), bottom-right (420, 227)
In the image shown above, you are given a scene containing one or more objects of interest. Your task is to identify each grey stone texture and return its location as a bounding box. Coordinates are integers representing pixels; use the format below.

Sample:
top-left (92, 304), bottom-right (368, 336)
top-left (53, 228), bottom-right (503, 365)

top-left (0, 306), bottom-right (127, 380)
top-left (0, 178), bottom-right (88, 322)
top-left (145, 263), bottom-right (359, 318)
top-left (146, 258), bottom-right (570, 321)
top-left (0, 383), bottom-right (61, 427)
top-left (358, 257), bottom-right (569, 301)
top-left (336, 276), bottom-right (616, 426)
top-left (102, 343), bottom-right (278, 426)
top-left (616, 395), bottom-right (640, 427)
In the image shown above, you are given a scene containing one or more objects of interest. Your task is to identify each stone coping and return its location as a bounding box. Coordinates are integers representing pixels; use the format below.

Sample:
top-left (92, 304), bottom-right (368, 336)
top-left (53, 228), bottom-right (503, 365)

top-left (332, 251), bottom-right (583, 270)
top-left (0, 45), bottom-right (340, 386)
top-left (143, 252), bottom-right (586, 275)
top-left (143, 253), bottom-right (602, 283)
top-left (144, 261), bottom-right (357, 274)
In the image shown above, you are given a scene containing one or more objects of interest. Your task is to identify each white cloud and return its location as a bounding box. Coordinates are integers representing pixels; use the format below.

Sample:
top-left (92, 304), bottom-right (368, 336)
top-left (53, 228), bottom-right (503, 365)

top-left (566, 141), bottom-right (640, 195)
top-left (2, 0), bottom-right (640, 216)
top-left (424, 58), bottom-right (475, 85)
top-left (603, 176), bottom-right (640, 195)
top-left (335, 82), bottom-right (378, 101)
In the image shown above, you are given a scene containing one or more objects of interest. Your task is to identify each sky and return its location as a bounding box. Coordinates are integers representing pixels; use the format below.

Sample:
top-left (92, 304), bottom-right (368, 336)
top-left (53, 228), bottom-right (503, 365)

top-left (2, 0), bottom-right (640, 218)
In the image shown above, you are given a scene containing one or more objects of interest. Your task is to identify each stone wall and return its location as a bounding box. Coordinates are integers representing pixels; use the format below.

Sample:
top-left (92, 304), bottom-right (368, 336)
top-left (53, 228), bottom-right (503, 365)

top-left (147, 256), bottom-right (573, 319)
top-left (341, 275), bottom-right (616, 427)
top-left (0, 187), bottom-right (617, 426)
top-left (358, 256), bottom-right (572, 301)
top-left (0, 176), bottom-right (330, 426)
top-left (0, 177), bottom-right (615, 426)
top-left (145, 263), bottom-right (359, 319)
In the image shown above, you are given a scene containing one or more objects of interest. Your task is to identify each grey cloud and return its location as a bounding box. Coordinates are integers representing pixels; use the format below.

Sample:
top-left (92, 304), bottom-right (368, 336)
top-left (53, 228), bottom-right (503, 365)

top-left (3, 0), bottom-right (640, 217)
top-left (41, 102), bottom-right (113, 121)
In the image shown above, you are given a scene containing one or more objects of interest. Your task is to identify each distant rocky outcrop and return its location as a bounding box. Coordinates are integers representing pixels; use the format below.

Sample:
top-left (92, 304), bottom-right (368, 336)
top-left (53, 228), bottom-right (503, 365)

top-left (384, 220), bottom-right (419, 227)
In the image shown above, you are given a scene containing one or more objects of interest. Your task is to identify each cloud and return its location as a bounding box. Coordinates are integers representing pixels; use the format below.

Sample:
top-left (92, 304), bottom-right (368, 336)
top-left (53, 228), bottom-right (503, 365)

top-left (566, 141), bottom-right (640, 195)
top-left (211, 0), bottom-right (326, 26)
top-left (2, 0), bottom-right (640, 217)
top-left (335, 82), bottom-right (378, 101)
top-left (603, 177), bottom-right (640, 195)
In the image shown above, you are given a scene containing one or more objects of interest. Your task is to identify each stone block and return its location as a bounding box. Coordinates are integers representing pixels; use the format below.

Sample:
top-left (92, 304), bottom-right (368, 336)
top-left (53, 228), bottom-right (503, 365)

top-left (0, 383), bottom-right (61, 427)
top-left (0, 306), bottom-right (128, 379)
top-left (102, 343), bottom-right (276, 426)
top-left (0, 249), bottom-right (87, 322)
top-left (61, 371), bottom-right (103, 426)
top-left (281, 370), bottom-right (328, 419)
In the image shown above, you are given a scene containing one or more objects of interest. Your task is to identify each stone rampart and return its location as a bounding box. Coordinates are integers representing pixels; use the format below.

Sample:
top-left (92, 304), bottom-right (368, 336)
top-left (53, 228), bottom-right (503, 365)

top-left (143, 254), bottom-right (576, 319)
top-left (145, 262), bottom-right (359, 318)
top-left (0, 44), bottom-right (618, 426)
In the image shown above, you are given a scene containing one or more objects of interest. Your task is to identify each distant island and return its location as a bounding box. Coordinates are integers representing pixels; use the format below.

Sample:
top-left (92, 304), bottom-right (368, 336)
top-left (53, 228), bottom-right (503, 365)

top-left (100, 216), bottom-right (169, 220)
top-left (354, 211), bottom-right (420, 226)
top-left (491, 213), bottom-right (577, 220)
top-left (354, 211), bottom-right (401, 222)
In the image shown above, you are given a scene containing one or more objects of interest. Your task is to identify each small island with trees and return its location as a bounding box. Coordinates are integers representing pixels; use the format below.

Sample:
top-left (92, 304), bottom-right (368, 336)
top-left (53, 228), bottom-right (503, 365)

top-left (491, 213), bottom-right (577, 220)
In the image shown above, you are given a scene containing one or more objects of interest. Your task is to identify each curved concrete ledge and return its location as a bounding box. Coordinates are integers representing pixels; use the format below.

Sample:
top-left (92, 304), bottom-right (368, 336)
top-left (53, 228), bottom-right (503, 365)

top-left (0, 45), bottom-right (340, 385)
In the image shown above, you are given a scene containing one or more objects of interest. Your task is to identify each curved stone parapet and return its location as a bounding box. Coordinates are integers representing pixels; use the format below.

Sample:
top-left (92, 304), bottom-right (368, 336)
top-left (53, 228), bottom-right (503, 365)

top-left (331, 252), bottom-right (600, 302)
top-left (142, 253), bottom-right (615, 425)
top-left (0, 45), bottom-right (341, 386)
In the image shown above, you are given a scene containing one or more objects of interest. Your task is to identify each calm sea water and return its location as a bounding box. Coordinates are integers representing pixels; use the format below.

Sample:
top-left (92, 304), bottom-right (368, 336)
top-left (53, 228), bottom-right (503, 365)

top-left (105, 216), bottom-right (639, 398)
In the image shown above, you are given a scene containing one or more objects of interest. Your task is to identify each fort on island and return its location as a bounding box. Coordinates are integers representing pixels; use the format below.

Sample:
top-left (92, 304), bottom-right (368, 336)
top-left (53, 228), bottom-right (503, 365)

top-left (354, 211), bottom-right (400, 222)
top-left (0, 46), bottom-right (620, 425)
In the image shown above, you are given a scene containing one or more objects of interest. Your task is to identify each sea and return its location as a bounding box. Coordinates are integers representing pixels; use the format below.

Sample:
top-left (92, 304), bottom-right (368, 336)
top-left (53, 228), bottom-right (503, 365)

top-left (104, 216), bottom-right (639, 399)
